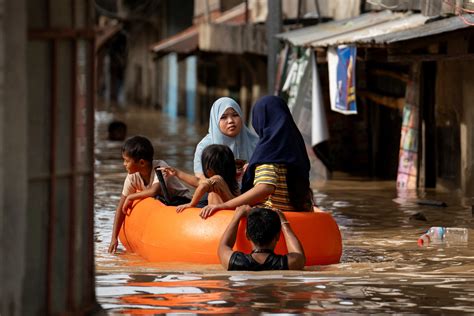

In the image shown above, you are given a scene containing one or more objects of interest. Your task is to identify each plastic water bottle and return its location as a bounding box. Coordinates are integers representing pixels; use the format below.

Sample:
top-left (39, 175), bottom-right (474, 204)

top-left (417, 227), bottom-right (468, 246)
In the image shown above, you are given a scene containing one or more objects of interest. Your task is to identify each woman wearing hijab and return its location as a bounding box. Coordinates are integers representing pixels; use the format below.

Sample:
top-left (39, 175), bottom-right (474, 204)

top-left (194, 97), bottom-right (259, 179)
top-left (199, 95), bottom-right (314, 219)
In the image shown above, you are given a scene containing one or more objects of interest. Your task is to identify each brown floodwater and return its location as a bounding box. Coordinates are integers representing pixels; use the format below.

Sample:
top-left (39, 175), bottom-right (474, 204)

top-left (94, 108), bottom-right (474, 314)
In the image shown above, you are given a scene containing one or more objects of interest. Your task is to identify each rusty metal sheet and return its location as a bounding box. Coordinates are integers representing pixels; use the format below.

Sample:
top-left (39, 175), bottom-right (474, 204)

top-left (277, 9), bottom-right (473, 48)
top-left (310, 13), bottom-right (429, 47)
top-left (276, 10), bottom-right (406, 46)
top-left (368, 13), bottom-right (473, 44)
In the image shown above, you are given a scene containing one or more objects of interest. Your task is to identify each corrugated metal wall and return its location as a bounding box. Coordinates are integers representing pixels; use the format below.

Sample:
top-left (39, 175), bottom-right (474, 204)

top-left (26, 0), bottom-right (97, 313)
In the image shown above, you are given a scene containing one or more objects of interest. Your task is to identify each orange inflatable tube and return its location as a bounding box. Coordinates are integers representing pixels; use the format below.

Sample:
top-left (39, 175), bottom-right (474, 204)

top-left (119, 198), bottom-right (342, 266)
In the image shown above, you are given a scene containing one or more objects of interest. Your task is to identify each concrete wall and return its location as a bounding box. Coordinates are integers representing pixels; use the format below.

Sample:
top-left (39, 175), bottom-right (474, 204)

top-left (119, 1), bottom-right (164, 107)
top-left (124, 25), bottom-right (160, 106)
top-left (250, 0), bottom-right (361, 22)
top-left (129, 0), bottom-right (193, 108)
top-left (194, 0), bottom-right (221, 17)
top-left (155, 0), bottom-right (194, 111)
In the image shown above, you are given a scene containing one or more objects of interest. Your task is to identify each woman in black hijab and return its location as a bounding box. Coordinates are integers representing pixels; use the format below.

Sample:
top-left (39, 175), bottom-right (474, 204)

top-left (199, 96), bottom-right (314, 219)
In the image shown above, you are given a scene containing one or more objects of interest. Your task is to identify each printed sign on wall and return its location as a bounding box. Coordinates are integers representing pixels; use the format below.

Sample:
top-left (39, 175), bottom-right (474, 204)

top-left (327, 45), bottom-right (357, 115)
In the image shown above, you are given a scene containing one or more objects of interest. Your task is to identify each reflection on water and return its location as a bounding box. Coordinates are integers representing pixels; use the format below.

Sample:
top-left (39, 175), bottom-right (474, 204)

top-left (95, 108), bottom-right (474, 314)
top-left (96, 272), bottom-right (474, 314)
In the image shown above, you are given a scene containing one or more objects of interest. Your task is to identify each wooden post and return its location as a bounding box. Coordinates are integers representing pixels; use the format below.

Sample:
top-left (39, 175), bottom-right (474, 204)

top-left (419, 61), bottom-right (437, 188)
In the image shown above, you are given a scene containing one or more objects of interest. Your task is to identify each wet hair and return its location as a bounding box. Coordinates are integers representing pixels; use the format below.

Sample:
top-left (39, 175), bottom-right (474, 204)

top-left (108, 121), bottom-right (127, 141)
top-left (201, 144), bottom-right (239, 196)
top-left (122, 136), bottom-right (154, 163)
top-left (246, 208), bottom-right (281, 247)
top-left (286, 166), bottom-right (314, 211)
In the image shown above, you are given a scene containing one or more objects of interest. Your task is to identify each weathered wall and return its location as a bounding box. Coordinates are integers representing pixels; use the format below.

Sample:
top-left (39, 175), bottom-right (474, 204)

top-left (194, 0), bottom-right (221, 17)
top-left (124, 26), bottom-right (160, 105)
top-left (250, 0), bottom-right (361, 22)
top-left (436, 61), bottom-right (463, 190)
top-left (154, 0), bottom-right (194, 112)
top-left (437, 59), bottom-right (474, 194)
top-left (199, 23), bottom-right (267, 55)
top-left (1, 0), bottom-right (99, 314)
top-left (122, 2), bottom-right (172, 107)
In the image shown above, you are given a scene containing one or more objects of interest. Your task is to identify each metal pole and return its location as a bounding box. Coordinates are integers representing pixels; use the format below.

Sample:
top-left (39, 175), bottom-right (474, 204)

top-left (266, 0), bottom-right (282, 94)
top-left (297, 0), bottom-right (302, 25)
top-left (205, 0), bottom-right (210, 23)
top-left (245, 0), bottom-right (249, 24)
top-left (314, 0), bottom-right (322, 23)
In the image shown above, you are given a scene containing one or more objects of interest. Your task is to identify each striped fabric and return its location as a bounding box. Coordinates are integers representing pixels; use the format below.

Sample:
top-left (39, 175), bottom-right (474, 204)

top-left (253, 163), bottom-right (295, 211)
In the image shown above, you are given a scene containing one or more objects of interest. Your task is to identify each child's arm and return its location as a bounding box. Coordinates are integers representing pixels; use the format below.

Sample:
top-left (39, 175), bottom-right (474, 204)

top-left (217, 205), bottom-right (250, 269)
top-left (199, 183), bottom-right (275, 219)
top-left (275, 210), bottom-right (306, 270)
top-left (175, 179), bottom-right (212, 212)
top-left (108, 195), bottom-right (127, 253)
top-left (162, 167), bottom-right (200, 187)
top-left (122, 183), bottom-right (161, 213)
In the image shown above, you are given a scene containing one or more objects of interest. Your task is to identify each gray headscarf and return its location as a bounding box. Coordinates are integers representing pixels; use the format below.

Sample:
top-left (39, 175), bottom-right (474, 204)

top-left (193, 97), bottom-right (259, 174)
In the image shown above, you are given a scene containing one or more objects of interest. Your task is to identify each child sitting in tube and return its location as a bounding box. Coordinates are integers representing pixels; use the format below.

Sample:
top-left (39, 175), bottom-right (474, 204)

top-left (161, 144), bottom-right (240, 217)
top-left (108, 135), bottom-right (192, 253)
top-left (218, 205), bottom-right (306, 271)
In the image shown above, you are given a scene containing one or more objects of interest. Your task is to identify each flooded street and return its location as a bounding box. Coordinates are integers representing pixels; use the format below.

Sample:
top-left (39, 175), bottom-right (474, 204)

top-left (94, 109), bottom-right (474, 314)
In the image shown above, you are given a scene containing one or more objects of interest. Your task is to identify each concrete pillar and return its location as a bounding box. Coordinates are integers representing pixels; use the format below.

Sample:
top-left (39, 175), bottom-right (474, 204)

top-left (166, 53), bottom-right (178, 117)
top-left (0, 0), bottom-right (28, 315)
top-left (178, 57), bottom-right (187, 117)
top-left (185, 56), bottom-right (197, 122)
